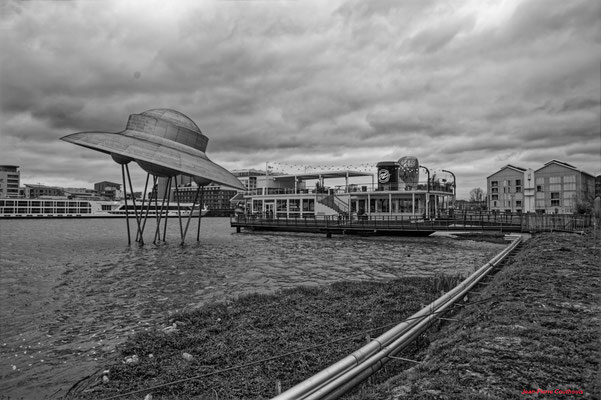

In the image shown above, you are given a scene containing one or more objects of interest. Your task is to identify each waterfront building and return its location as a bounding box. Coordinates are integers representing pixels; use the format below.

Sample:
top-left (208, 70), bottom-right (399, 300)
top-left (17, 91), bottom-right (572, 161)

top-left (486, 165), bottom-right (532, 213)
top-left (534, 160), bottom-right (596, 213)
top-left (94, 181), bottom-right (122, 199)
top-left (487, 160), bottom-right (596, 214)
top-left (0, 165), bottom-right (20, 198)
top-left (231, 158), bottom-right (455, 219)
top-left (232, 169), bottom-right (268, 192)
top-left (174, 181), bottom-right (237, 216)
top-left (24, 184), bottom-right (64, 198)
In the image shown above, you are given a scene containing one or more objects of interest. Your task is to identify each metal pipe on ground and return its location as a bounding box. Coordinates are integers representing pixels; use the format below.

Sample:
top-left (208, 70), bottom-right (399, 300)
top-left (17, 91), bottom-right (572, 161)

top-left (313, 263), bottom-right (494, 400)
top-left (272, 236), bottom-right (522, 400)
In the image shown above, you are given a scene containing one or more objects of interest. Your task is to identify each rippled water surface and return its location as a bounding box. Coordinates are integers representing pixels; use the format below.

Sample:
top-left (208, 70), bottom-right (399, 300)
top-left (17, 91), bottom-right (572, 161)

top-left (0, 218), bottom-right (505, 398)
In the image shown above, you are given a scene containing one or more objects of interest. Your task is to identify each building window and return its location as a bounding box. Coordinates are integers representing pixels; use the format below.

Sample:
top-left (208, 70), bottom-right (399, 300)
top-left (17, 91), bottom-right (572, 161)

top-left (549, 176), bottom-right (561, 184)
top-left (491, 181), bottom-right (498, 187)
top-left (536, 185), bottom-right (544, 192)
top-left (492, 194), bottom-right (498, 200)
top-left (551, 192), bottom-right (560, 206)
top-left (549, 184), bottom-right (561, 191)
top-left (516, 200), bottom-right (522, 208)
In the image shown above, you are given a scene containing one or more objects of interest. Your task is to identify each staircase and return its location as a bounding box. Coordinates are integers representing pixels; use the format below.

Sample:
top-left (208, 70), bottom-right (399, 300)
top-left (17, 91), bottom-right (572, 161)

top-left (317, 194), bottom-right (349, 216)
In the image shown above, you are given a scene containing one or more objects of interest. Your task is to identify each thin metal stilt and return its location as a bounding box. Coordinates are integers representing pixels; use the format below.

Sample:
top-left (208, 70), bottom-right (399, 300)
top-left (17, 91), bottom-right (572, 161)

top-left (125, 164), bottom-right (144, 245)
top-left (121, 164), bottom-right (131, 246)
top-left (173, 176), bottom-right (184, 244)
top-left (162, 177), bottom-right (172, 242)
top-left (153, 177), bottom-right (170, 244)
top-left (183, 185), bottom-right (201, 245)
top-left (136, 173), bottom-right (151, 243)
top-left (197, 187), bottom-right (205, 242)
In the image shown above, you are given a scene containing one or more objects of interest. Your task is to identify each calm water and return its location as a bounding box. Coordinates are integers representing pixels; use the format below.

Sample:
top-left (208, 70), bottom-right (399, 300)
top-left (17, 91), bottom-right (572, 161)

top-left (0, 218), bottom-right (505, 399)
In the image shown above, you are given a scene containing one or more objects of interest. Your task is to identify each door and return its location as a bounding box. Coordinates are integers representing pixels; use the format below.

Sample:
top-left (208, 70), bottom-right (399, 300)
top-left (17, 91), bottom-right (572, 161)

top-left (264, 201), bottom-right (275, 218)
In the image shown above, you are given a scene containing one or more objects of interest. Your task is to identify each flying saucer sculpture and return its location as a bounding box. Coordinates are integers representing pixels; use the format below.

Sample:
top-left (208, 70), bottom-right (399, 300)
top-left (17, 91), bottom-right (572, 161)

top-left (61, 108), bottom-right (245, 245)
top-left (61, 108), bottom-right (245, 190)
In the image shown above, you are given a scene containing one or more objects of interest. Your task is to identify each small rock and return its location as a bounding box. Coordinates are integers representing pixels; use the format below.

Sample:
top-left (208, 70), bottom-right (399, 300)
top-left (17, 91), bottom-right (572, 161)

top-left (162, 324), bottom-right (179, 334)
top-left (124, 355), bottom-right (139, 364)
top-left (182, 352), bottom-right (194, 361)
top-left (144, 394), bottom-right (153, 400)
top-left (102, 375), bottom-right (109, 384)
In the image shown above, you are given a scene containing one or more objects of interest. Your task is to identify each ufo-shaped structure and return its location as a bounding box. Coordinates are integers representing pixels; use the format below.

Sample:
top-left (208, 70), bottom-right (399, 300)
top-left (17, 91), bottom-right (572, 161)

top-left (61, 108), bottom-right (245, 190)
top-left (61, 108), bottom-right (245, 245)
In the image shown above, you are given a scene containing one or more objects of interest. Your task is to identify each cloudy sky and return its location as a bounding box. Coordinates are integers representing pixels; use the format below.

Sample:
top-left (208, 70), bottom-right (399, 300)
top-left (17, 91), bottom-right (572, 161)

top-left (1, 0), bottom-right (599, 199)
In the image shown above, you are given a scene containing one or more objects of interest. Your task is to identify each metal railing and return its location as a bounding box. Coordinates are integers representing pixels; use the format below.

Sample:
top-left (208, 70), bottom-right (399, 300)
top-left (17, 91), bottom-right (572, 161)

top-left (243, 180), bottom-right (454, 197)
top-left (231, 212), bottom-right (593, 233)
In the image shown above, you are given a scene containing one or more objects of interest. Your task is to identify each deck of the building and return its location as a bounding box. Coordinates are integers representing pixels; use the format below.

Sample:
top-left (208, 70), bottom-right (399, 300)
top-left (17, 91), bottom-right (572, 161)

top-left (231, 212), bottom-right (593, 237)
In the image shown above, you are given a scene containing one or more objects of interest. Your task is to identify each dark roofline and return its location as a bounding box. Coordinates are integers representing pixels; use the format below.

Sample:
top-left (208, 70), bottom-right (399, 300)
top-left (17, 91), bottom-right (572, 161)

top-left (534, 159), bottom-right (595, 177)
top-left (486, 164), bottom-right (526, 179)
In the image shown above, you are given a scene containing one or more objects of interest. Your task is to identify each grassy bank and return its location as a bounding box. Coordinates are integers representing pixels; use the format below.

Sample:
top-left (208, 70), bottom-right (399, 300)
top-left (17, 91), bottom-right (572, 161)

top-left (69, 274), bottom-right (464, 399)
top-left (346, 231), bottom-right (600, 400)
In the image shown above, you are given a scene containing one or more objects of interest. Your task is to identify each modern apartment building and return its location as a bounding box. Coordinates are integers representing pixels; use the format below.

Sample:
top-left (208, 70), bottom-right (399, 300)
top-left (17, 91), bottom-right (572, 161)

top-left (487, 164), bottom-right (534, 213)
top-left (533, 160), bottom-right (596, 213)
top-left (487, 160), bottom-right (596, 213)
top-left (0, 165), bottom-right (21, 198)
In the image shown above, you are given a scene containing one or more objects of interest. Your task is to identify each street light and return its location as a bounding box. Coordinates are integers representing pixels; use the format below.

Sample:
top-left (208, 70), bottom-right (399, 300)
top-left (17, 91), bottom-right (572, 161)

top-left (441, 169), bottom-right (456, 204)
top-left (420, 165), bottom-right (430, 219)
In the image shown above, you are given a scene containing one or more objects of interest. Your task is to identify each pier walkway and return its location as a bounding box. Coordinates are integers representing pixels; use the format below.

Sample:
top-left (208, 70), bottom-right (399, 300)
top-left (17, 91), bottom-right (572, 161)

top-left (231, 212), bottom-right (594, 236)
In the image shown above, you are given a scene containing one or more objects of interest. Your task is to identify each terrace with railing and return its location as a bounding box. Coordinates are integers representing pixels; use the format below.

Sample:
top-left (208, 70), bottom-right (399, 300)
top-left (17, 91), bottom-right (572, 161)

top-left (242, 179), bottom-right (455, 196)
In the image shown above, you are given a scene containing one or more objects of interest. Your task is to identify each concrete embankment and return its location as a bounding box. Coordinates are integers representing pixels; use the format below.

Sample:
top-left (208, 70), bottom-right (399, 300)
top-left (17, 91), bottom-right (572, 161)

top-left (348, 231), bottom-right (601, 400)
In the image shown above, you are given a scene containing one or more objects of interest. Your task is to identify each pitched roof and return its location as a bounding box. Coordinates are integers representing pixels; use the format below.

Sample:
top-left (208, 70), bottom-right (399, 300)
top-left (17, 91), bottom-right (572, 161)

top-left (535, 159), bottom-right (595, 177)
top-left (486, 164), bottom-right (526, 179)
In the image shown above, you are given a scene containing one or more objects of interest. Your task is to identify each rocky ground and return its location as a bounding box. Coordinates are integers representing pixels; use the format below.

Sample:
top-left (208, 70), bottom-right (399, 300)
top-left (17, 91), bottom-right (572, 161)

top-left (347, 230), bottom-right (601, 400)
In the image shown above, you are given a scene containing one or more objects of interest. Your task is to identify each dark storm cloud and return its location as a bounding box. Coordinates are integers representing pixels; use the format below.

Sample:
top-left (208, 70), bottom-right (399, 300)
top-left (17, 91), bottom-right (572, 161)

top-left (0, 0), bottom-right (599, 198)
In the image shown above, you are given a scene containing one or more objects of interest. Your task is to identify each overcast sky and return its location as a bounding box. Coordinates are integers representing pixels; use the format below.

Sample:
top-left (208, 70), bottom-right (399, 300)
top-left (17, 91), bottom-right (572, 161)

top-left (1, 0), bottom-right (599, 199)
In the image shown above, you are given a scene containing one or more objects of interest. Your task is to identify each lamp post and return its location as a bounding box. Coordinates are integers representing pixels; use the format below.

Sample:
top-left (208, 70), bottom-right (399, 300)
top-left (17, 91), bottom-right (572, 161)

top-left (420, 165), bottom-right (430, 219)
top-left (441, 169), bottom-right (456, 205)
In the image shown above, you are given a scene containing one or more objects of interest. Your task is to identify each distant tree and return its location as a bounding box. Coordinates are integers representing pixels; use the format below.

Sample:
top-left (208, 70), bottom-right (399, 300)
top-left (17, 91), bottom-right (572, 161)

top-left (469, 187), bottom-right (485, 203)
top-left (573, 192), bottom-right (595, 215)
